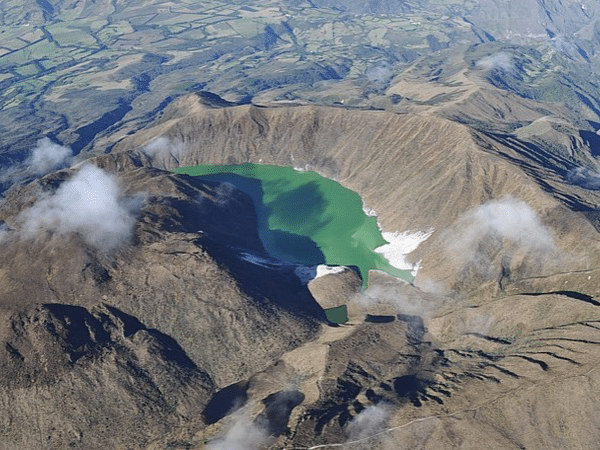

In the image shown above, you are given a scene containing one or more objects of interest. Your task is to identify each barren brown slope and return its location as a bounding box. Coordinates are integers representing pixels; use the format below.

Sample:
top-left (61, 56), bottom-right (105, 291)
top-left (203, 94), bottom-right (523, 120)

top-left (3, 97), bottom-right (600, 449)
top-left (110, 99), bottom-right (600, 449)
top-left (0, 159), bottom-right (327, 449)
top-left (114, 97), bottom-right (548, 229)
top-left (114, 96), bottom-right (600, 273)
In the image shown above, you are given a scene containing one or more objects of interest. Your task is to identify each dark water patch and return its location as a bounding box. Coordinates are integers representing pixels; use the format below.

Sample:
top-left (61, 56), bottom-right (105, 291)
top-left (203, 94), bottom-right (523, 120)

top-left (365, 314), bottom-right (395, 323)
top-left (267, 181), bottom-right (331, 236)
top-left (202, 381), bottom-right (249, 425)
top-left (521, 290), bottom-right (600, 306)
top-left (265, 228), bottom-right (325, 265)
top-left (325, 305), bottom-right (348, 324)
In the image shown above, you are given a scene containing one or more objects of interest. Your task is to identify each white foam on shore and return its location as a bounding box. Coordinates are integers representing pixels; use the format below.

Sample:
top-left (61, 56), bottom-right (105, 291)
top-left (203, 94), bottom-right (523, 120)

top-left (315, 265), bottom-right (346, 279)
top-left (291, 154), bottom-right (310, 172)
top-left (360, 198), bottom-right (378, 217)
top-left (363, 207), bottom-right (377, 217)
top-left (293, 164), bottom-right (314, 172)
top-left (375, 230), bottom-right (434, 276)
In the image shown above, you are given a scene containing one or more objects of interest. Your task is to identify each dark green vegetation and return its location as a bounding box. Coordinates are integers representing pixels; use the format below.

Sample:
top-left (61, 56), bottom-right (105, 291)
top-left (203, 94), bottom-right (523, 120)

top-left (324, 305), bottom-right (349, 324)
top-left (173, 163), bottom-right (414, 285)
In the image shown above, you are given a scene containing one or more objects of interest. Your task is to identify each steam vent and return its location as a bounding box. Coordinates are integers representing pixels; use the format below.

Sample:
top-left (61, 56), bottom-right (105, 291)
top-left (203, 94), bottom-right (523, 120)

top-left (4, 1), bottom-right (600, 449)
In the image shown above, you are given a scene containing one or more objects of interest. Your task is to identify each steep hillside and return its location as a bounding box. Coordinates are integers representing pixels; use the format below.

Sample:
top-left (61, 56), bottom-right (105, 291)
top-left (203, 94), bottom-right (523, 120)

top-left (0, 159), bottom-right (327, 448)
top-left (2, 97), bottom-right (600, 448)
top-left (108, 98), bottom-right (600, 449)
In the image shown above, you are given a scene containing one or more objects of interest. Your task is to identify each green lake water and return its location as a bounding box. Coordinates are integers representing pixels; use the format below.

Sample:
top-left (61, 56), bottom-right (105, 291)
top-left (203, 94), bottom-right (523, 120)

top-left (173, 163), bottom-right (413, 287)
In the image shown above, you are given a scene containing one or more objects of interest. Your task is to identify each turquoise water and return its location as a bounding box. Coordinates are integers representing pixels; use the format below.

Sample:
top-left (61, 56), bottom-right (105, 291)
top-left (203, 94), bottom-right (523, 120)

top-left (173, 163), bottom-right (413, 287)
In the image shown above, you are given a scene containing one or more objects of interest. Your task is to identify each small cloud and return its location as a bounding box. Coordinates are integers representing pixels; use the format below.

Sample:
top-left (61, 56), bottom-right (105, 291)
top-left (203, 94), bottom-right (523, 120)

top-left (345, 403), bottom-right (391, 441)
top-left (476, 52), bottom-right (515, 73)
top-left (0, 137), bottom-right (73, 187)
top-left (141, 136), bottom-right (171, 158)
top-left (443, 196), bottom-right (557, 283)
top-left (366, 62), bottom-right (395, 85)
top-left (17, 165), bottom-right (142, 250)
top-left (141, 136), bottom-right (185, 168)
top-left (352, 282), bottom-right (434, 319)
top-left (450, 196), bottom-right (554, 255)
top-left (26, 137), bottom-right (73, 175)
top-left (414, 276), bottom-right (447, 296)
top-left (566, 166), bottom-right (600, 190)
top-left (350, 270), bottom-right (443, 321)
top-left (206, 408), bottom-right (270, 450)
top-left (462, 311), bottom-right (498, 336)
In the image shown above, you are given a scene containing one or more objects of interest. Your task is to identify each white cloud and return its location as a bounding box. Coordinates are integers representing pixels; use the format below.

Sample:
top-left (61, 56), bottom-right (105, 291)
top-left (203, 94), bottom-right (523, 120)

top-left (366, 62), bottom-right (395, 85)
top-left (346, 404), bottom-right (391, 440)
top-left (567, 166), bottom-right (600, 190)
top-left (0, 138), bottom-right (73, 186)
top-left (205, 409), bottom-right (269, 450)
top-left (352, 282), bottom-right (438, 320)
top-left (442, 196), bottom-right (556, 283)
top-left (141, 136), bottom-right (185, 168)
top-left (450, 197), bottom-right (554, 255)
top-left (27, 137), bottom-right (73, 175)
top-left (212, 181), bottom-right (236, 205)
top-left (476, 52), bottom-right (515, 73)
top-left (17, 165), bottom-right (142, 250)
